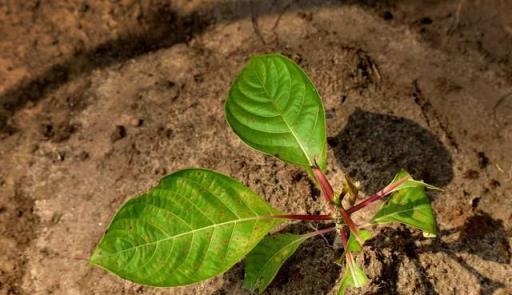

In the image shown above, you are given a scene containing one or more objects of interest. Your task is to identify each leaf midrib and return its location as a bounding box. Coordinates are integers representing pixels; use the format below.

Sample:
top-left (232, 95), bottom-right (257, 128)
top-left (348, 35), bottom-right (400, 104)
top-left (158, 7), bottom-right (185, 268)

top-left (253, 63), bottom-right (313, 166)
top-left (374, 204), bottom-right (431, 222)
top-left (98, 215), bottom-right (272, 258)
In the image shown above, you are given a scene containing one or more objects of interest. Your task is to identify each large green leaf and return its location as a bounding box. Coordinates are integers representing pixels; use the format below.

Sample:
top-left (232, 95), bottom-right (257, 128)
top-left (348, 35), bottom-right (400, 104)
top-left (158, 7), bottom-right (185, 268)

top-left (244, 233), bottom-right (308, 293)
top-left (372, 171), bottom-right (437, 236)
top-left (225, 54), bottom-right (327, 171)
top-left (90, 169), bottom-right (283, 287)
top-left (337, 256), bottom-right (368, 295)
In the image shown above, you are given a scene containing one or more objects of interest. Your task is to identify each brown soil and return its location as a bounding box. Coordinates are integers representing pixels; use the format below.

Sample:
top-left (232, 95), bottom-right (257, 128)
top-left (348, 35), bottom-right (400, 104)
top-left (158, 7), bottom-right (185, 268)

top-left (1, 1), bottom-right (511, 294)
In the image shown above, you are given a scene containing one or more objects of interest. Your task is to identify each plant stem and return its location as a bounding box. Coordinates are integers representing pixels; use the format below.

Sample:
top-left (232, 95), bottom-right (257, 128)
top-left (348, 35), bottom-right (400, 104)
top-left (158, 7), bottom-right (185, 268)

top-left (345, 250), bottom-right (356, 273)
top-left (312, 167), bottom-right (362, 244)
top-left (347, 175), bottom-right (411, 214)
top-left (312, 167), bottom-right (335, 210)
top-left (303, 226), bottom-right (336, 238)
top-left (338, 227), bottom-right (348, 248)
top-left (272, 214), bottom-right (334, 221)
top-left (338, 204), bottom-right (362, 243)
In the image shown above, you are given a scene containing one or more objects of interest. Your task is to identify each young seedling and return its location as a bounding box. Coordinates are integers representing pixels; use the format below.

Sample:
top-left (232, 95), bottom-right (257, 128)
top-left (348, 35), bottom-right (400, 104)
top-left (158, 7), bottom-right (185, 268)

top-left (90, 54), bottom-right (439, 294)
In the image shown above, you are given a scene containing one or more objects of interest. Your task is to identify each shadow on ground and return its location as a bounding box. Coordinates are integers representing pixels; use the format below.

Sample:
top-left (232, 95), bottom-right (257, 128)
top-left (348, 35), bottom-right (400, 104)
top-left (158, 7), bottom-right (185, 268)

top-left (0, 0), bottom-right (346, 134)
top-left (211, 214), bottom-right (509, 295)
top-left (212, 222), bottom-right (342, 295)
top-left (328, 109), bottom-right (506, 294)
top-left (0, 0), bottom-right (452, 134)
top-left (2, 0), bottom-right (508, 294)
top-left (369, 212), bottom-right (510, 295)
top-left (329, 108), bottom-right (454, 194)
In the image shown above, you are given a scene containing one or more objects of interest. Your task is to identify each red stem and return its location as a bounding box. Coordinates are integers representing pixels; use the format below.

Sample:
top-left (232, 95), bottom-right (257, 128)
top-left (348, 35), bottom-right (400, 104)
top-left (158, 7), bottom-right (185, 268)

top-left (272, 214), bottom-right (334, 221)
top-left (338, 205), bottom-right (361, 238)
top-left (346, 193), bottom-right (383, 215)
top-left (312, 167), bottom-right (361, 242)
top-left (338, 227), bottom-right (348, 248)
top-left (312, 167), bottom-right (335, 210)
top-left (347, 175), bottom-right (411, 214)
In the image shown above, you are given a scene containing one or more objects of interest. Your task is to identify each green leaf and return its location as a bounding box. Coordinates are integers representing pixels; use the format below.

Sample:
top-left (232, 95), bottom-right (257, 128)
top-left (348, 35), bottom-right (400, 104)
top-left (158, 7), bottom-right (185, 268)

top-left (244, 233), bottom-right (308, 293)
top-left (225, 53), bottom-right (327, 171)
top-left (372, 171), bottom-right (437, 236)
top-left (90, 169), bottom-right (283, 287)
top-left (337, 257), bottom-right (368, 295)
top-left (388, 169), bottom-right (441, 193)
top-left (346, 230), bottom-right (372, 253)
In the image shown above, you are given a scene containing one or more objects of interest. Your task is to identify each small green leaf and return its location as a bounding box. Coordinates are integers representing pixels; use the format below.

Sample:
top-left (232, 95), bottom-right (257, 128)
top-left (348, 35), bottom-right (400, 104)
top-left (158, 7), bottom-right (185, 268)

top-left (244, 233), bottom-right (308, 293)
top-left (372, 171), bottom-right (437, 236)
top-left (346, 230), bottom-right (372, 253)
top-left (225, 54), bottom-right (327, 171)
top-left (90, 169), bottom-right (283, 287)
top-left (337, 256), bottom-right (368, 295)
top-left (388, 169), bottom-right (441, 193)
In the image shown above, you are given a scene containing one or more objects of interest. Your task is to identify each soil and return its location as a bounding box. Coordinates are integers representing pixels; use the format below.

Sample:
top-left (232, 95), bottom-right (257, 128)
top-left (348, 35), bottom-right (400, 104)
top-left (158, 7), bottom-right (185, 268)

top-left (1, 0), bottom-right (511, 294)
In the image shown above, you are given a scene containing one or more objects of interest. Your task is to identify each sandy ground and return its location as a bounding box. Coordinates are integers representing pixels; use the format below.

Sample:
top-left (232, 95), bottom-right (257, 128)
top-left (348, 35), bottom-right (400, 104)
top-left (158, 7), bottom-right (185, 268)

top-left (0, 0), bottom-right (511, 294)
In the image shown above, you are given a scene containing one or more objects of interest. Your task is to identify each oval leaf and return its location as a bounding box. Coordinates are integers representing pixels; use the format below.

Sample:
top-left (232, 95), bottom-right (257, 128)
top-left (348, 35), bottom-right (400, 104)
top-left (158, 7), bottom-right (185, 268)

top-left (244, 233), bottom-right (308, 293)
top-left (90, 169), bottom-right (283, 287)
top-left (372, 172), bottom-right (437, 236)
top-left (225, 54), bottom-right (327, 171)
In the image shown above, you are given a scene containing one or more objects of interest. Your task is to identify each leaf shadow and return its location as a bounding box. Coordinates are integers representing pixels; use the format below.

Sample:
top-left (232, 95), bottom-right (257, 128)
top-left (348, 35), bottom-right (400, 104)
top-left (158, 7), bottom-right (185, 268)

top-left (212, 213), bottom-right (510, 294)
top-left (212, 222), bottom-right (342, 295)
top-left (1, 0), bottom-right (505, 293)
top-left (328, 108), bottom-right (509, 293)
top-left (368, 211), bottom-right (510, 295)
top-left (329, 108), bottom-right (454, 195)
